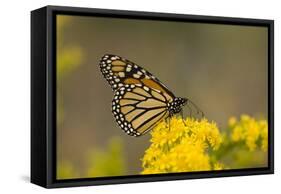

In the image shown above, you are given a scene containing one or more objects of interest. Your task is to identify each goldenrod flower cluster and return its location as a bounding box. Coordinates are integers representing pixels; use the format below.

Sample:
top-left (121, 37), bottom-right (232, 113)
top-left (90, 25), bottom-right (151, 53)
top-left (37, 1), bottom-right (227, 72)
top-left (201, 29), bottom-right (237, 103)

top-left (230, 115), bottom-right (268, 151)
top-left (57, 115), bottom-right (268, 178)
top-left (141, 117), bottom-right (222, 174)
top-left (141, 115), bottom-right (268, 174)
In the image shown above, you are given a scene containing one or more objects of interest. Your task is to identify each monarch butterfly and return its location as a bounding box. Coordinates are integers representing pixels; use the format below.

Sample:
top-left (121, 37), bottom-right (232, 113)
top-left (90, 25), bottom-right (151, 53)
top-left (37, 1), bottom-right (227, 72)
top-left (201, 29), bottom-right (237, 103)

top-left (99, 54), bottom-right (203, 137)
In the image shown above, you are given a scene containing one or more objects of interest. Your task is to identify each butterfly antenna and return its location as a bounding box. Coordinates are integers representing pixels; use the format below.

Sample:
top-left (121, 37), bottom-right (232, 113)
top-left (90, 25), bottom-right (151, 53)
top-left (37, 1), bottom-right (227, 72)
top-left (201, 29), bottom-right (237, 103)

top-left (186, 98), bottom-right (205, 119)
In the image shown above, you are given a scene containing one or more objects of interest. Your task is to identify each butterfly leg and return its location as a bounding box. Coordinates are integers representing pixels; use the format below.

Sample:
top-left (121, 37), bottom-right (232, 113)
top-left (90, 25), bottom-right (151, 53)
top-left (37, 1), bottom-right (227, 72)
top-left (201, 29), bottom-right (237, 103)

top-left (165, 117), bottom-right (171, 130)
top-left (181, 110), bottom-right (187, 126)
top-left (185, 103), bottom-right (193, 118)
top-left (168, 117), bottom-right (171, 131)
top-left (165, 117), bottom-right (169, 128)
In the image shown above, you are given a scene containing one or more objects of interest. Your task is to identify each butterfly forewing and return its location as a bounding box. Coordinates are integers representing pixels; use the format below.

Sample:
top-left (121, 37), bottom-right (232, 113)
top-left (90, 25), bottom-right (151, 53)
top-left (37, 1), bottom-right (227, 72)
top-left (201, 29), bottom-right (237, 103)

top-left (112, 84), bottom-right (170, 136)
top-left (99, 54), bottom-right (175, 101)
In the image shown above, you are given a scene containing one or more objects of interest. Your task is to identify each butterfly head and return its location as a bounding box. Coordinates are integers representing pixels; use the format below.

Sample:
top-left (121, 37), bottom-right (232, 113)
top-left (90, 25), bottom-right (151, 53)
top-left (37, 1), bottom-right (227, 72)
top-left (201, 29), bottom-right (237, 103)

top-left (168, 97), bottom-right (187, 116)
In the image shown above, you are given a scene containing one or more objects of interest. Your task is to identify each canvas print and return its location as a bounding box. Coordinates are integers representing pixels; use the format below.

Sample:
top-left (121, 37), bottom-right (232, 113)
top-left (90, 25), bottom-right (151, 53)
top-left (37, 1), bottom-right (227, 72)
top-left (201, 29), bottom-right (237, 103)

top-left (56, 14), bottom-right (268, 180)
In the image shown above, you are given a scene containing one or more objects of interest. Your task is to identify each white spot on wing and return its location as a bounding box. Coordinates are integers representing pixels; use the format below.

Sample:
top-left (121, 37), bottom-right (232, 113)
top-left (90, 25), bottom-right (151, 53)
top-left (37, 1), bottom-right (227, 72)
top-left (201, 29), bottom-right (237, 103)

top-left (118, 72), bottom-right (125, 77)
top-left (143, 86), bottom-right (149, 91)
top-left (133, 74), bottom-right (140, 78)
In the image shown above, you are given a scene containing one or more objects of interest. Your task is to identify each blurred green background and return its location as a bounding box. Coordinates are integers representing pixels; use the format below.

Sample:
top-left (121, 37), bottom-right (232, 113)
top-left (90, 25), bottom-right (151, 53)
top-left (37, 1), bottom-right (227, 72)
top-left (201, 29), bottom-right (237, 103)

top-left (56, 15), bottom-right (268, 179)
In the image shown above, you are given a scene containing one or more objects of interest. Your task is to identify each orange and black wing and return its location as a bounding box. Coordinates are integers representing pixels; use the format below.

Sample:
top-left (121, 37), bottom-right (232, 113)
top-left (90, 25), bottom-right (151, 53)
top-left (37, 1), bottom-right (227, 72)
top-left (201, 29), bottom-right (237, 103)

top-left (99, 54), bottom-right (175, 102)
top-left (112, 84), bottom-right (170, 137)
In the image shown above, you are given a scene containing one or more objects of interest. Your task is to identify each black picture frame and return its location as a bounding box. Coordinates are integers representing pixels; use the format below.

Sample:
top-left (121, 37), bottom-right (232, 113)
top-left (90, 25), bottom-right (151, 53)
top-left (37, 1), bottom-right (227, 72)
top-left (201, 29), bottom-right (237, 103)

top-left (31, 5), bottom-right (274, 188)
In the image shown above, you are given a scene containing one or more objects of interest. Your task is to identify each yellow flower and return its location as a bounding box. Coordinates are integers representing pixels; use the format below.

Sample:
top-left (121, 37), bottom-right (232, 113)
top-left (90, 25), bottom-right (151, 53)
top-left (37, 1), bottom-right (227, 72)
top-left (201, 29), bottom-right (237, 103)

top-left (260, 120), bottom-right (268, 151)
top-left (228, 116), bottom-right (237, 127)
top-left (230, 115), bottom-right (268, 151)
top-left (141, 117), bottom-right (222, 174)
top-left (214, 162), bottom-right (224, 170)
top-left (57, 161), bottom-right (78, 179)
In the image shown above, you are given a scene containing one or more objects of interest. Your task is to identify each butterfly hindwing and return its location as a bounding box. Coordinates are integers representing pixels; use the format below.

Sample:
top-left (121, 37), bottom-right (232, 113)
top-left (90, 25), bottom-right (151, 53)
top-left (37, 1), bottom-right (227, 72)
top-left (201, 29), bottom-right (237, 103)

top-left (112, 84), bottom-right (170, 136)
